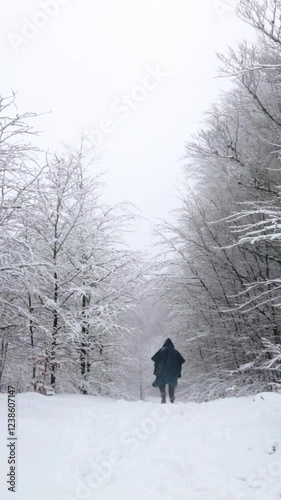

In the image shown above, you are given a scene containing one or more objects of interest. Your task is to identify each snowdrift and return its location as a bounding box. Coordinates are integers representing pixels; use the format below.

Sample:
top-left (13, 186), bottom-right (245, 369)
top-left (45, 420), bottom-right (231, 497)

top-left (1, 392), bottom-right (281, 499)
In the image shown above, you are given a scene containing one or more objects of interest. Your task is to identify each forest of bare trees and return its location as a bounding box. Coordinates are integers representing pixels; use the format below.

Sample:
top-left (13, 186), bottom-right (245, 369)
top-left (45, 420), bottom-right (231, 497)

top-left (0, 93), bottom-right (151, 397)
top-left (3, 0), bottom-right (281, 402)
top-left (155, 0), bottom-right (281, 401)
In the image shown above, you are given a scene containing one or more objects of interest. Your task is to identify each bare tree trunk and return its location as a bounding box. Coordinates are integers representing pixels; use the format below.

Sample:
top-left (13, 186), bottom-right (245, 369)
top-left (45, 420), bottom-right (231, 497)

top-left (28, 293), bottom-right (36, 382)
top-left (80, 292), bottom-right (90, 394)
top-left (0, 337), bottom-right (8, 391)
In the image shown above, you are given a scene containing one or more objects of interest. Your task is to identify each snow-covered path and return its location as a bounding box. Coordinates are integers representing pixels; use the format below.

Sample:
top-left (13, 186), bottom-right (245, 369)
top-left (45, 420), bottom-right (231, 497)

top-left (1, 392), bottom-right (281, 499)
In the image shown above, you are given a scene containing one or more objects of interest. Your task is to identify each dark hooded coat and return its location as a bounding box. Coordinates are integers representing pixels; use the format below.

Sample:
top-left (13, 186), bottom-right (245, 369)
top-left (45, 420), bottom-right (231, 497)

top-left (151, 338), bottom-right (185, 388)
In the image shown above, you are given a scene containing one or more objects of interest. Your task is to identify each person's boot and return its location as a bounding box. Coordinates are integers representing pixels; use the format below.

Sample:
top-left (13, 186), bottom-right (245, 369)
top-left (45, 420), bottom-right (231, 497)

top-left (169, 385), bottom-right (175, 403)
top-left (159, 384), bottom-right (166, 403)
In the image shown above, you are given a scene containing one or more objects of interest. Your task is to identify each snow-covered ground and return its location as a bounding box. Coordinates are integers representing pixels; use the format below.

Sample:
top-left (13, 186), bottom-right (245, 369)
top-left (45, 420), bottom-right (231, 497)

top-left (1, 392), bottom-right (281, 499)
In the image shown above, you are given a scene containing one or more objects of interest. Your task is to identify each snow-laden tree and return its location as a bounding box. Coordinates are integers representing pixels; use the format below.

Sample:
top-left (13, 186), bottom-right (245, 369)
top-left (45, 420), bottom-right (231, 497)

top-left (0, 93), bottom-right (47, 391)
top-left (9, 144), bottom-right (144, 395)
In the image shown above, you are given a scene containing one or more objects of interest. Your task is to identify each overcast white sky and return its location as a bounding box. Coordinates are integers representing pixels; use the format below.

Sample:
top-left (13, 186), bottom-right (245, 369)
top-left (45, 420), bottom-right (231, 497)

top-left (1, 0), bottom-right (251, 251)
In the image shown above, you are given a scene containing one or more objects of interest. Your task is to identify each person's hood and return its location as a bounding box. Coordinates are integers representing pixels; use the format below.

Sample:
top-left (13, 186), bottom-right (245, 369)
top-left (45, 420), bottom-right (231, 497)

top-left (162, 338), bottom-right (174, 348)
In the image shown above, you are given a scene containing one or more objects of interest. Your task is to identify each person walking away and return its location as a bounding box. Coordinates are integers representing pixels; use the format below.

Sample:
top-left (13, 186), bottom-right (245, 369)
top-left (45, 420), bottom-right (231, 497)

top-left (151, 338), bottom-right (185, 403)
